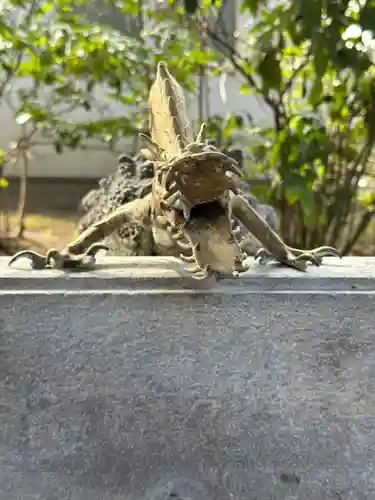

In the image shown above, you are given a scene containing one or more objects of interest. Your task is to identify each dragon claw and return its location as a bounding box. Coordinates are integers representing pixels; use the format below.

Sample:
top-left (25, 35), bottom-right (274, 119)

top-left (254, 248), bottom-right (274, 265)
top-left (85, 243), bottom-right (110, 258)
top-left (233, 257), bottom-right (250, 274)
top-left (8, 250), bottom-right (48, 270)
top-left (282, 258), bottom-right (308, 272)
top-left (190, 265), bottom-right (216, 280)
top-left (255, 248), bottom-right (308, 271)
top-left (293, 252), bottom-right (322, 267)
top-left (8, 244), bottom-right (108, 271)
top-left (184, 265), bottom-right (201, 274)
top-left (255, 244), bottom-right (341, 271)
top-left (310, 246), bottom-right (341, 259)
top-left (286, 245), bottom-right (341, 266)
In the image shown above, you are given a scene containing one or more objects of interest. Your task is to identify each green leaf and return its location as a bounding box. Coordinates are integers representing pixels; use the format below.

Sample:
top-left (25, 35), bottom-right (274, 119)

top-left (240, 83), bottom-right (250, 94)
top-left (314, 50), bottom-right (329, 78)
top-left (241, 0), bottom-right (262, 17)
top-left (284, 171), bottom-right (309, 204)
top-left (300, 189), bottom-right (316, 220)
top-left (188, 49), bottom-right (209, 65)
top-left (359, 4), bottom-right (375, 31)
top-left (258, 49), bottom-right (282, 92)
top-left (309, 77), bottom-right (323, 108)
top-left (358, 190), bottom-right (375, 207)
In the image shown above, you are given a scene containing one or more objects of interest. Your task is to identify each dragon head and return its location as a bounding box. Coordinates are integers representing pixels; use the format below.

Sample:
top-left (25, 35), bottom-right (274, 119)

top-left (143, 126), bottom-right (249, 279)
top-left (140, 61), bottom-right (250, 279)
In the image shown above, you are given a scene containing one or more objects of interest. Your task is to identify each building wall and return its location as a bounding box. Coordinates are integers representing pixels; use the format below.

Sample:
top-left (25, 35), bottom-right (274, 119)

top-left (3, 5), bottom-right (272, 180)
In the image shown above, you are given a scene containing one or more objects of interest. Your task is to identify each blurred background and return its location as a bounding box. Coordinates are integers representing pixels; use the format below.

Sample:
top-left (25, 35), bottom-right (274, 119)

top-left (1, 0), bottom-right (375, 257)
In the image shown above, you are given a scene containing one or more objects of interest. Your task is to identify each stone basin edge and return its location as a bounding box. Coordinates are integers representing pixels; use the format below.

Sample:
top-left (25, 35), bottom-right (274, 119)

top-left (0, 256), bottom-right (374, 293)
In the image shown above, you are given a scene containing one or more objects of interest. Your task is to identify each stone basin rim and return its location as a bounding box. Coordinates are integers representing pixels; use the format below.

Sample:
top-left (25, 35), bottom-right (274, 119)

top-left (0, 256), bottom-right (374, 293)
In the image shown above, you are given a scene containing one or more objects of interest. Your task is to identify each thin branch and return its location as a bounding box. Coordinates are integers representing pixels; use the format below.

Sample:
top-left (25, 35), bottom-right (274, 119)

top-left (279, 49), bottom-right (312, 99)
top-left (183, 12), bottom-right (281, 115)
top-left (15, 150), bottom-right (28, 238)
top-left (211, 29), bottom-right (280, 111)
top-left (340, 208), bottom-right (375, 255)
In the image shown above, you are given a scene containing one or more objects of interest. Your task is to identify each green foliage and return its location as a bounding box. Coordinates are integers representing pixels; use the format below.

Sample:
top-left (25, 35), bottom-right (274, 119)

top-left (0, 0), bottom-right (202, 157)
top-left (183, 0), bottom-right (199, 14)
top-left (192, 0), bottom-right (375, 253)
top-left (206, 112), bottom-right (252, 149)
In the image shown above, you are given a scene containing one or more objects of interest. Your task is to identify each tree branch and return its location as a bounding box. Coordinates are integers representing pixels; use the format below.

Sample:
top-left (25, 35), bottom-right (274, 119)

top-left (279, 49), bottom-right (312, 99)
top-left (207, 27), bottom-right (280, 113)
top-left (183, 13), bottom-right (281, 115)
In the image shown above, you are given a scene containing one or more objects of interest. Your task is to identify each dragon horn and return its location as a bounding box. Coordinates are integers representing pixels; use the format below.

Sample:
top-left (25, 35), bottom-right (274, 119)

top-left (139, 133), bottom-right (166, 159)
top-left (196, 123), bottom-right (207, 143)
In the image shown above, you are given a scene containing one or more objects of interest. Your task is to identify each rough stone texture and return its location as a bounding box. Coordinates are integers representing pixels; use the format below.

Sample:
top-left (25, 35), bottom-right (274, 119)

top-left (1, 256), bottom-right (375, 499)
top-left (77, 154), bottom-right (154, 233)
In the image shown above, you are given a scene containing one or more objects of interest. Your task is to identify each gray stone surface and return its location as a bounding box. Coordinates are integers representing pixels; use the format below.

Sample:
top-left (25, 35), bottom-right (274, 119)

top-left (1, 256), bottom-right (375, 499)
top-left (1, 255), bottom-right (375, 291)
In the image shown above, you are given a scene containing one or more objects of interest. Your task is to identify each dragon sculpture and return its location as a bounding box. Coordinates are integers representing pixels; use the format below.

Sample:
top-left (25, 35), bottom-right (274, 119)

top-left (8, 62), bottom-right (340, 280)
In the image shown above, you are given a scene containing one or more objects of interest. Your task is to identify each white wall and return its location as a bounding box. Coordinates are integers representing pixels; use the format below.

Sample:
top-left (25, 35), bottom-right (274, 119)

top-left (4, 3), bottom-right (272, 179)
top-left (3, 76), bottom-right (139, 179)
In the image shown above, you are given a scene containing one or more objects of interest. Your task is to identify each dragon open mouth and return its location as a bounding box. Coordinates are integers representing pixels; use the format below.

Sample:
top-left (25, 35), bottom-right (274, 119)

top-left (155, 150), bottom-right (251, 280)
top-left (171, 197), bottom-right (249, 280)
top-left (189, 200), bottom-right (226, 220)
